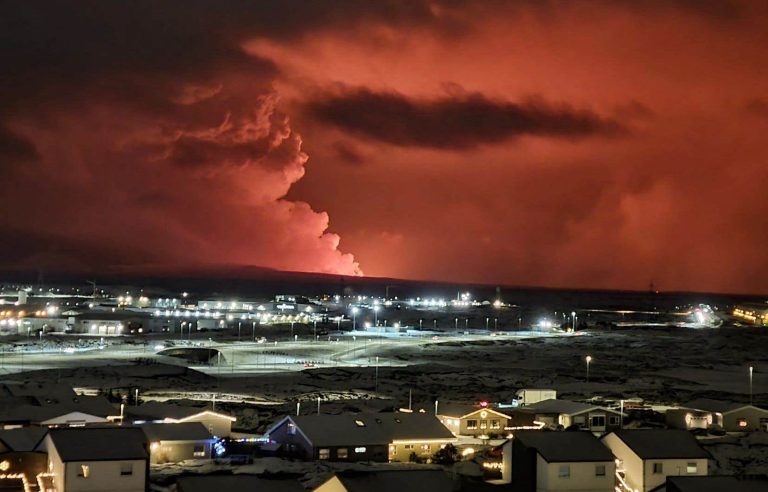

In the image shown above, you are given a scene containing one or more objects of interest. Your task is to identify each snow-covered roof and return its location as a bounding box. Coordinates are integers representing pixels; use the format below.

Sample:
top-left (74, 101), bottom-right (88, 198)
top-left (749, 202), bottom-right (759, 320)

top-left (45, 427), bottom-right (148, 461)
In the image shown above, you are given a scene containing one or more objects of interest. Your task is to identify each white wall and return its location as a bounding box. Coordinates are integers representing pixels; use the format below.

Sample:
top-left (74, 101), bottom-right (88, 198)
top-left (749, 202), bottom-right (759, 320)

top-left (64, 459), bottom-right (146, 492)
top-left (536, 454), bottom-right (615, 491)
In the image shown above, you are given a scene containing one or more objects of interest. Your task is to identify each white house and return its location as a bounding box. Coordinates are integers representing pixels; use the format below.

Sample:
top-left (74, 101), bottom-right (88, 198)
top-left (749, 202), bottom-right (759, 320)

top-left (525, 399), bottom-right (624, 433)
top-left (139, 422), bottom-right (214, 463)
top-left (39, 427), bottom-right (148, 492)
top-left (683, 399), bottom-right (768, 432)
top-left (601, 429), bottom-right (709, 492)
top-left (505, 430), bottom-right (616, 492)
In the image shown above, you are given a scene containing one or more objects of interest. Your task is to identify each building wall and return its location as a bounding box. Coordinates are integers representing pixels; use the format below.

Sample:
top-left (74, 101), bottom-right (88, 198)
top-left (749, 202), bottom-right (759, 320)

top-left (43, 434), bottom-right (67, 492)
top-left (313, 476), bottom-right (346, 492)
top-left (536, 455), bottom-right (615, 492)
top-left (63, 459), bottom-right (146, 492)
top-left (150, 440), bottom-right (211, 464)
top-left (389, 440), bottom-right (452, 462)
top-left (641, 458), bottom-right (707, 492)
top-left (665, 409), bottom-right (717, 430)
top-left (722, 408), bottom-right (768, 431)
top-left (601, 433), bottom-right (644, 492)
top-left (267, 418), bottom-right (388, 462)
top-left (440, 409), bottom-right (510, 437)
top-left (267, 419), bottom-right (313, 460)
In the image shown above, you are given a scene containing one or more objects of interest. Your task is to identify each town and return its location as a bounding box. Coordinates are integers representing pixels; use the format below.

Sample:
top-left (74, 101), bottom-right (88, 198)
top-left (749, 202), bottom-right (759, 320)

top-left (0, 282), bottom-right (765, 491)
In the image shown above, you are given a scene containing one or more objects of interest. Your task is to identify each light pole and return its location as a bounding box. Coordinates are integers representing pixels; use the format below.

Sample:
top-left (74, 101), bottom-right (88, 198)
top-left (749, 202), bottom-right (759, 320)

top-left (494, 318), bottom-right (498, 330)
top-left (352, 307), bottom-right (358, 331)
top-left (586, 355), bottom-right (592, 383)
top-left (252, 321), bottom-right (256, 341)
top-left (571, 311), bottom-right (577, 332)
top-left (485, 317), bottom-right (489, 330)
top-left (238, 321), bottom-right (241, 341)
top-left (749, 366), bottom-right (754, 406)
top-left (375, 355), bottom-right (379, 393)
top-left (454, 318), bottom-right (458, 332)
top-left (373, 305), bottom-right (379, 327)
top-left (313, 320), bottom-right (317, 341)
top-left (180, 321), bottom-right (186, 340)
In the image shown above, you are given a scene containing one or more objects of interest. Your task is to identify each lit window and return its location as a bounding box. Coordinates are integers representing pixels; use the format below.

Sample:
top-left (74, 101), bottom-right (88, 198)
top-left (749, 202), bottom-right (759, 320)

top-left (480, 420), bottom-right (488, 429)
top-left (193, 445), bottom-right (206, 457)
top-left (337, 448), bottom-right (348, 459)
top-left (467, 420), bottom-right (478, 430)
top-left (595, 465), bottom-right (605, 477)
top-left (421, 444), bottom-right (430, 453)
top-left (120, 463), bottom-right (133, 476)
top-left (355, 420), bottom-right (366, 427)
top-left (287, 423), bottom-right (296, 435)
top-left (490, 420), bottom-right (500, 429)
top-left (738, 419), bottom-right (748, 428)
top-left (318, 449), bottom-right (330, 460)
top-left (653, 463), bottom-right (663, 474)
top-left (686, 463), bottom-right (697, 474)
top-left (354, 447), bottom-right (366, 453)
top-left (78, 465), bottom-right (90, 478)
top-left (558, 465), bottom-right (570, 478)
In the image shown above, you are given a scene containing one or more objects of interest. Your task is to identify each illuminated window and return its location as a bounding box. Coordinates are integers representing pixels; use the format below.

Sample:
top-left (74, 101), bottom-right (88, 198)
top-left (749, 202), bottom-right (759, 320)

top-left (318, 449), bottom-right (330, 460)
top-left (78, 465), bottom-right (90, 478)
top-left (738, 419), bottom-right (748, 428)
top-left (120, 463), bottom-right (133, 476)
top-left (421, 444), bottom-right (430, 453)
top-left (490, 420), bottom-right (500, 429)
top-left (287, 423), bottom-right (296, 435)
top-left (558, 465), bottom-right (570, 478)
top-left (355, 420), bottom-right (366, 427)
top-left (653, 463), bottom-right (663, 474)
top-left (467, 420), bottom-right (478, 430)
top-left (193, 445), bottom-right (206, 457)
top-left (595, 465), bottom-right (605, 477)
top-left (337, 448), bottom-right (348, 459)
top-left (480, 420), bottom-right (488, 429)
top-left (354, 447), bottom-right (366, 453)
top-left (686, 463), bottom-right (697, 474)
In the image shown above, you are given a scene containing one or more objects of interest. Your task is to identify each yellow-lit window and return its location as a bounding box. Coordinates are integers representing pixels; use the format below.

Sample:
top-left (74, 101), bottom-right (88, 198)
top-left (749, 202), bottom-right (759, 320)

top-left (78, 465), bottom-right (90, 478)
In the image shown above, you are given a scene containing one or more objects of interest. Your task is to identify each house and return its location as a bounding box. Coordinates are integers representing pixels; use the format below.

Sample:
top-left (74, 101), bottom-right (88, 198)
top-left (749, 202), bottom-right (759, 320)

top-left (139, 422), bottom-right (214, 463)
top-left (436, 402), bottom-right (535, 437)
top-left (0, 383), bottom-right (120, 428)
top-left (650, 475), bottom-right (768, 492)
top-left (127, 402), bottom-right (236, 437)
top-left (0, 427), bottom-right (50, 490)
top-left (683, 398), bottom-right (768, 432)
top-left (177, 475), bottom-right (305, 492)
top-left (601, 429), bottom-right (709, 492)
top-left (504, 430), bottom-right (616, 492)
top-left (525, 399), bottom-right (624, 432)
top-left (314, 470), bottom-right (454, 492)
top-left (39, 427), bottom-right (149, 492)
top-left (266, 412), bottom-right (456, 462)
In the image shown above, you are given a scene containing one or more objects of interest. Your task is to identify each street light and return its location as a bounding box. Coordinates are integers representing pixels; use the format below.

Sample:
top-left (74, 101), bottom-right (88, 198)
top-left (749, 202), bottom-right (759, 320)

top-left (749, 366), bottom-right (754, 406)
top-left (351, 307), bottom-right (359, 331)
top-left (586, 355), bottom-right (593, 383)
top-left (375, 355), bottom-right (379, 393)
top-left (571, 311), bottom-right (577, 332)
top-left (373, 305), bottom-right (380, 327)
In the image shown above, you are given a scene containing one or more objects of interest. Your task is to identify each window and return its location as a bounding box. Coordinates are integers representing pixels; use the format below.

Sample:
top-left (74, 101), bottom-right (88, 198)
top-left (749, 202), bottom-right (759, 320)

top-left (354, 447), bottom-right (366, 453)
top-left (686, 463), bottom-right (697, 474)
top-left (193, 445), bottom-right (206, 457)
top-left (467, 419), bottom-right (478, 430)
top-left (318, 449), bottom-right (330, 460)
top-left (421, 444), bottom-right (430, 453)
top-left (573, 415), bottom-right (585, 425)
top-left (558, 465), bottom-right (570, 478)
top-left (590, 415), bottom-right (606, 427)
top-left (595, 464), bottom-right (606, 477)
top-left (491, 419), bottom-right (500, 429)
top-left (609, 416), bottom-right (620, 426)
top-left (78, 465), bottom-right (90, 478)
top-left (120, 463), bottom-right (133, 476)
top-left (337, 448), bottom-right (348, 459)
top-left (738, 418), bottom-right (748, 428)
top-left (653, 463), bottom-right (663, 474)
top-left (480, 420), bottom-right (488, 429)
top-left (287, 423), bottom-right (296, 435)
top-left (355, 420), bottom-right (366, 427)
top-left (404, 444), bottom-right (414, 450)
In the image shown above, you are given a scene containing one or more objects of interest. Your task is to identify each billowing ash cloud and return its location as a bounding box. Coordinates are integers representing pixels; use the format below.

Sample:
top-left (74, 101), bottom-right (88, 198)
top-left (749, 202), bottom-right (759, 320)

top-left (0, 2), bottom-right (361, 275)
top-left (305, 89), bottom-right (625, 149)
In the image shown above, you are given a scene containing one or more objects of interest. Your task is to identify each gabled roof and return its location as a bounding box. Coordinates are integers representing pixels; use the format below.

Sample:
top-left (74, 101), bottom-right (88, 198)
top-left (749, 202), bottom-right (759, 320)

top-left (604, 430), bottom-right (709, 460)
top-left (684, 398), bottom-right (766, 414)
top-left (139, 422), bottom-right (212, 442)
top-left (177, 475), bottom-right (304, 492)
top-left (513, 430), bottom-right (615, 463)
top-left (525, 399), bottom-right (622, 416)
top-left (0, 427), bottom-right (48, 452)
top-left (321, 470), bottom-right (453, 492)
top-left (45, 427), bottom-right (148, 461)
top-left (270, 413), bottom-right (454, 447)
top-left (127, 401), bottom-right (234, 422)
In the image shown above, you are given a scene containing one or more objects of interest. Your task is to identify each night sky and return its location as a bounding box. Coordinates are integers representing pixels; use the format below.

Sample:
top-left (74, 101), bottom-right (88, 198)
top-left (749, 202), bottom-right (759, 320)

top-left (1, 1), bottom-right (768, 293)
